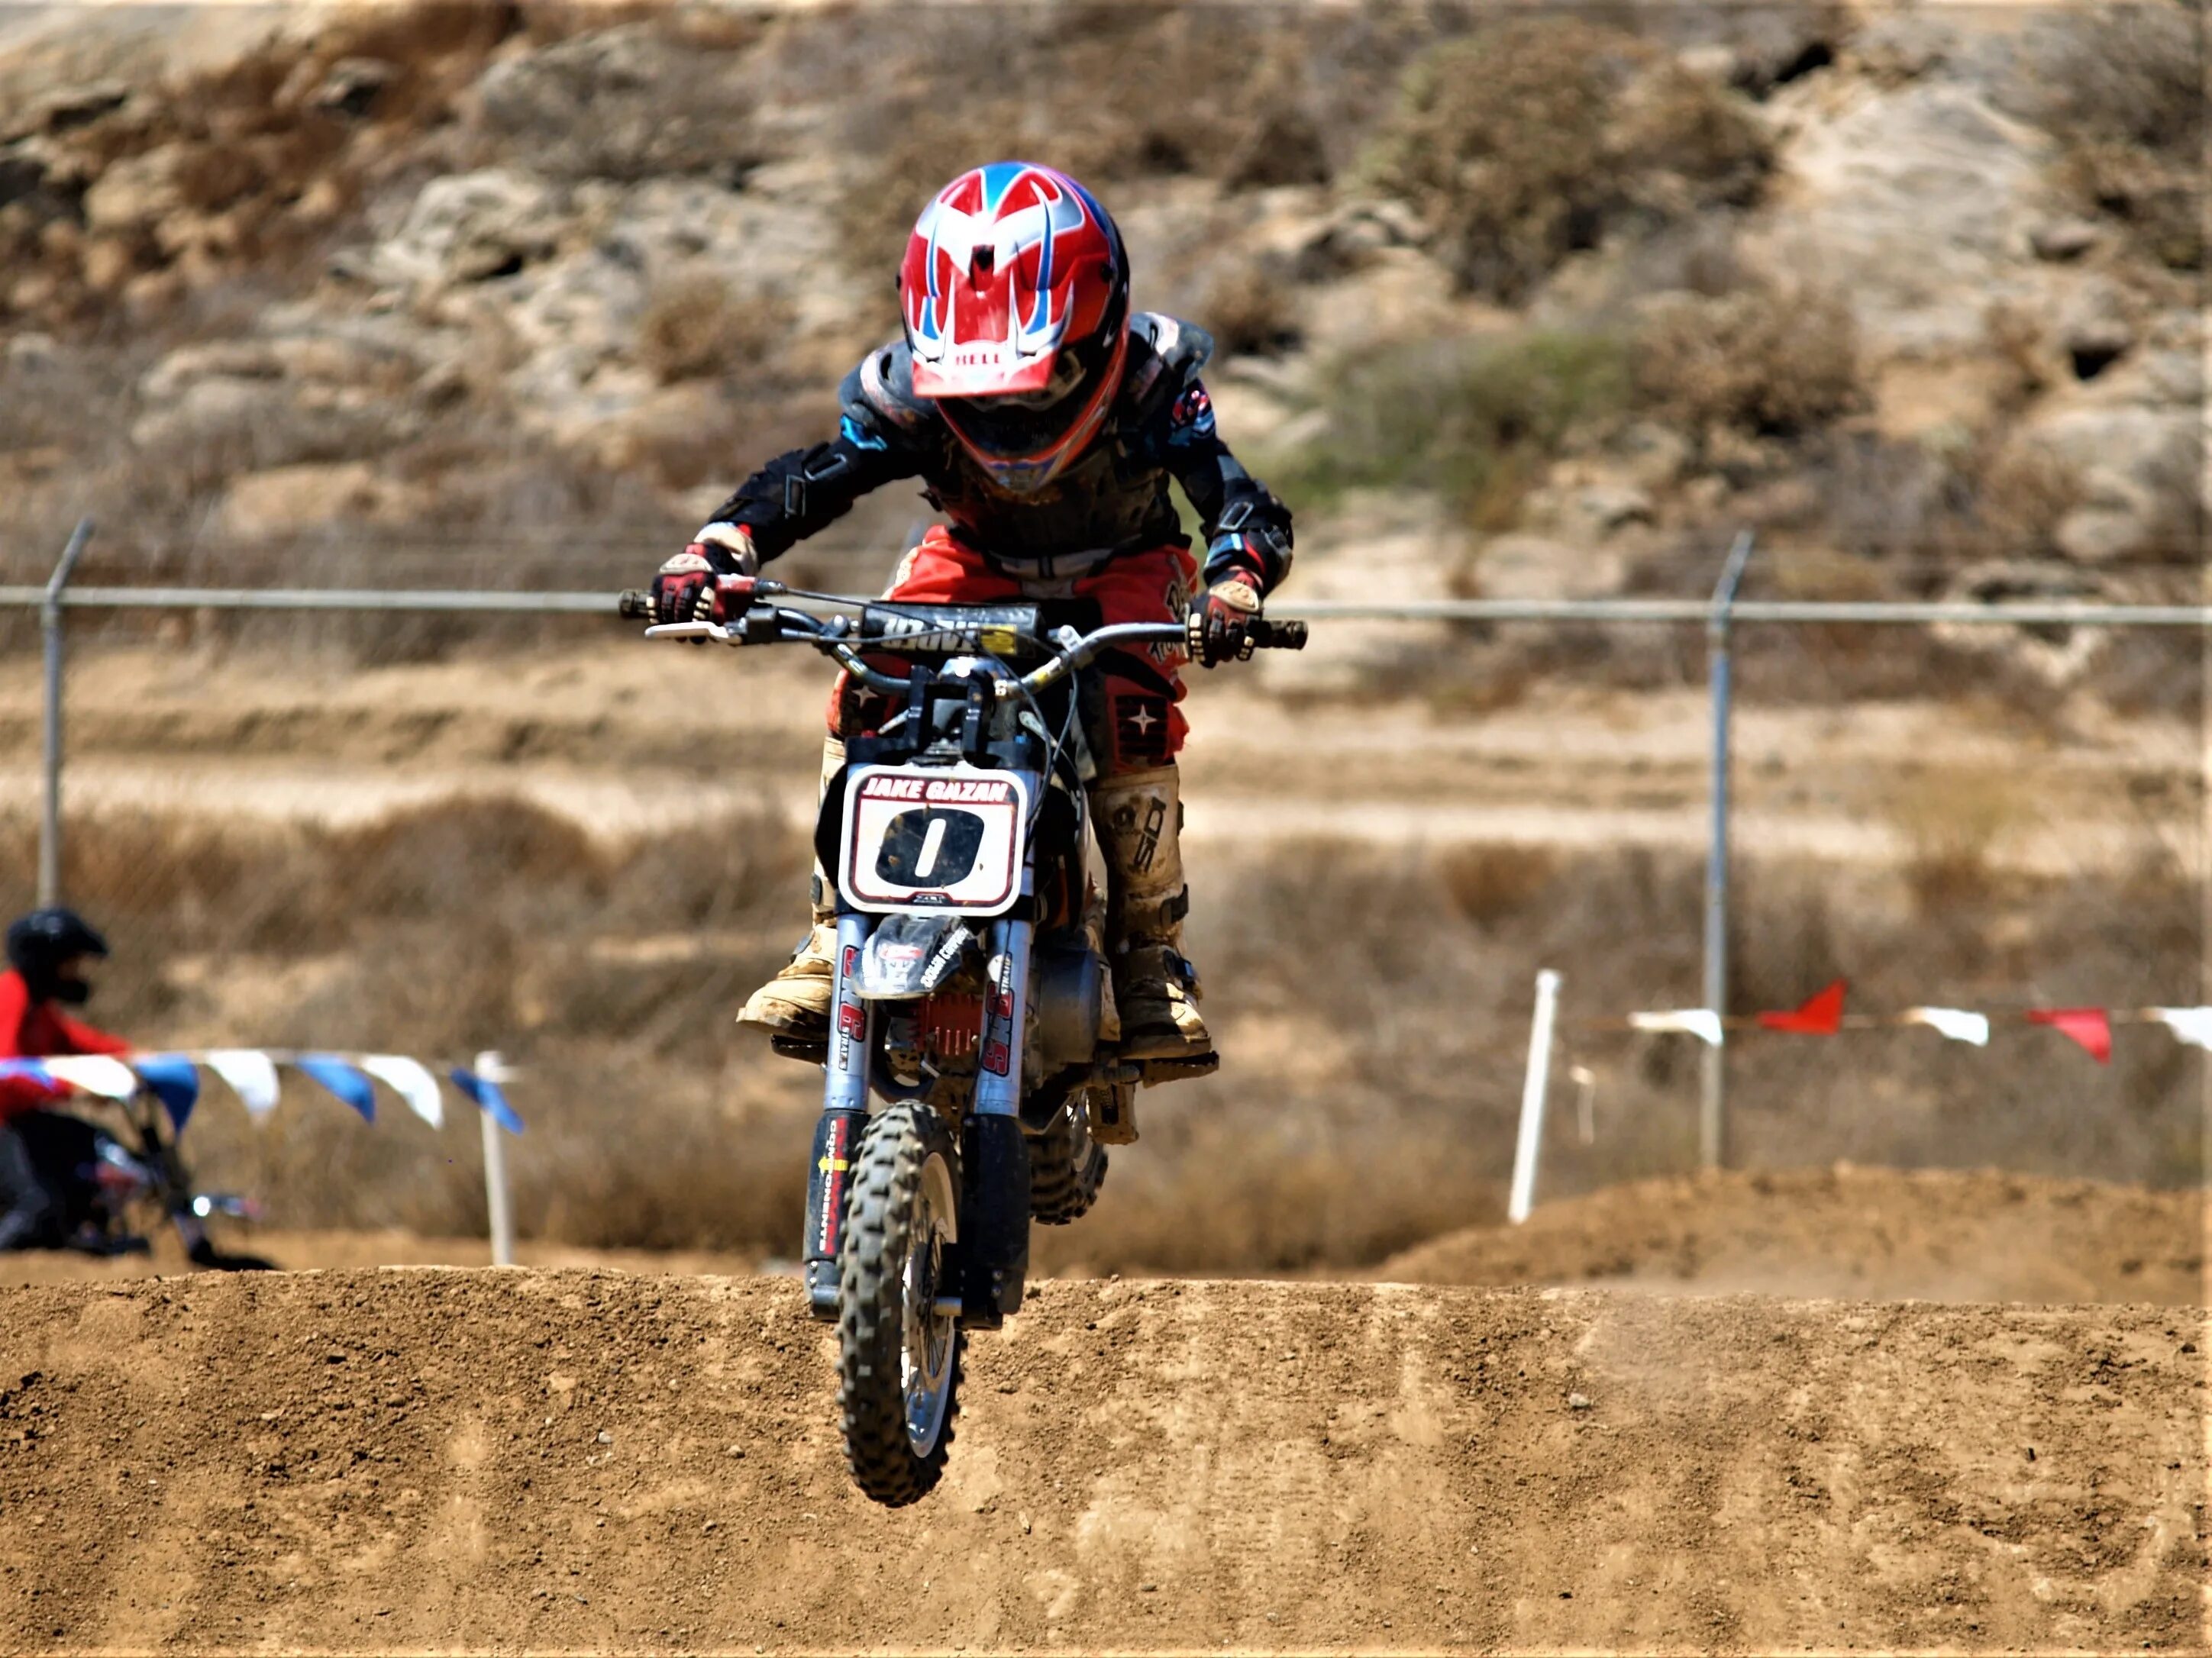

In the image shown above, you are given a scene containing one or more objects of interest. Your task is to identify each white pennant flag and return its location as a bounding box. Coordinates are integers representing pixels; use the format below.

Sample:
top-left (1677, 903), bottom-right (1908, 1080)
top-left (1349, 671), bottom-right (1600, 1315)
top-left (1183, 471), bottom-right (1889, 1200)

top-left (1629, 1009), bottom-right (1724, 1047)
top-left (205, 1050), bottom-right (281, 1118)
top-left (40, 1055), bottom-right (139, 1099)
top-left (2152, 1008), bottom-right (2212, 1051)
top-left (361, 1055), bottom-right (444, 1128)
top-left (1904, 1007), bottom-right (1991, 1047)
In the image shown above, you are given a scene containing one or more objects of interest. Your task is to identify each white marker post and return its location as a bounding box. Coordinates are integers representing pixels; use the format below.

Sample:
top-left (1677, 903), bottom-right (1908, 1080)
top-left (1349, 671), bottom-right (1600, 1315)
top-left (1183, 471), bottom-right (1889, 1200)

top-left (476, 1050), bottom-right (515, 1267)
top-left (1508, 970), bottom-right (1562, 1224)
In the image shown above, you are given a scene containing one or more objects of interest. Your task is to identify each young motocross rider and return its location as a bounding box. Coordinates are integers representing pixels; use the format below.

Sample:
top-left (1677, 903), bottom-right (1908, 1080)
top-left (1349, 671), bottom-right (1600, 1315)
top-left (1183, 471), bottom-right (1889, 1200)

top-left (650, 162), bottom-right (1293, 1067)
top-left (0, 908), bottom-right (130, 1250)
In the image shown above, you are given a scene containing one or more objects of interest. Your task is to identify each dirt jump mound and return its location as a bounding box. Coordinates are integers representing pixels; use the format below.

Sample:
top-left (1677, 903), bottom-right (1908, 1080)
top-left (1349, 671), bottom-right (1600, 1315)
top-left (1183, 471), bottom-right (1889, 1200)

top-left (2, 1270), bottom-right (2204, 1652)
top-left (1383, 1165), bottom-right (2207, 1305)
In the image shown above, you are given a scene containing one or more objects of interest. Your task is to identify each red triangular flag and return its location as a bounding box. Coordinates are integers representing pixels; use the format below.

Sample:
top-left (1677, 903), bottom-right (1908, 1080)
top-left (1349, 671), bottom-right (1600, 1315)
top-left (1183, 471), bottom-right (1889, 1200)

top-left (2027, 1007), bottom-right (2112, 1064)
top-left (1758, 979), bottom-right (1846, 1035)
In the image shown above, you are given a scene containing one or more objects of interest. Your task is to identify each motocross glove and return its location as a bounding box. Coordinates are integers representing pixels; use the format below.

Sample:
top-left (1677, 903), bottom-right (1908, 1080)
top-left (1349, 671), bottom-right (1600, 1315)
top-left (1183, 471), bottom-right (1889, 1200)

top-left (651, 522), bottom-right (760, 626)
top-left (1188, 574), bottom-right (1264, 667)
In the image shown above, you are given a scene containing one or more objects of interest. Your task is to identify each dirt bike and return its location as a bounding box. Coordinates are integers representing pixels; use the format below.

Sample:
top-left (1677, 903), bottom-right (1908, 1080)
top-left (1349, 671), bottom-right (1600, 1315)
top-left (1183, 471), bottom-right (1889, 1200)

top-left (10, 1092), bottom-right (273, 1270)
top-left (623, 577), bottom-right (1303, 1505)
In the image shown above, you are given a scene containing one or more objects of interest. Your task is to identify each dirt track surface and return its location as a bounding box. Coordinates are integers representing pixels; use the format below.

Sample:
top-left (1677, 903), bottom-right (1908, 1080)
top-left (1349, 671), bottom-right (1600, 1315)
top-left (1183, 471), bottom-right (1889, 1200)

top-left (0, 1228), bottom-right (757, 1288)
top-left (1382, 1165), bottom-right (2208, 1307)
top-left (2, 1272), bottom-right (2205, 1653)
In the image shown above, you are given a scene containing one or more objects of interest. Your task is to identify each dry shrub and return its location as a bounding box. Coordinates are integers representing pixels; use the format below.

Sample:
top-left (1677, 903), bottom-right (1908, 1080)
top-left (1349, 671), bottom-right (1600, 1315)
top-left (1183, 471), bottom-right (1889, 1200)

top-left (1438, 845), bottom-right (1563, 929)
top-left (2036, 2), bottom-right (2205, 271)
top-left (1203, 260), bottom-right (1301, 360)
top-left (1886, 769), bottom-right (2020, 913)
top-left (1817, 428), bottom-right (2084, 567)
top-left (1367, 18), bottom-right (1771, 300)
top-left (1631, 279), bottom-right (1861, 447)
top-left (832, 9), bottom-right (1351, 267)
top-left (1274, 327), bottom-right (1630, 521)
top-left (636, 268), bottom-right (789, 385)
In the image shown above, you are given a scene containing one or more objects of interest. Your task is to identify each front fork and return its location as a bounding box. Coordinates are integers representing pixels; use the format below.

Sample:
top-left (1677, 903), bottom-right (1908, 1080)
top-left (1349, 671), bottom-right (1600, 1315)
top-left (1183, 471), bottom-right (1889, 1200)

top-left (964, 917), bottom-right (1033, 1327)
top-left (799, 912), bottom-right (1035, 1325)
top-left (802, 914), bottom-right (875, 1317)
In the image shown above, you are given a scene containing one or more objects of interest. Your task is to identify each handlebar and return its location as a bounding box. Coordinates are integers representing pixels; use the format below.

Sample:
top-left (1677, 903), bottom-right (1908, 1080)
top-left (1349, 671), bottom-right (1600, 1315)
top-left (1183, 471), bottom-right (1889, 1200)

top-left (621, 585), bottom-right (1306, 697)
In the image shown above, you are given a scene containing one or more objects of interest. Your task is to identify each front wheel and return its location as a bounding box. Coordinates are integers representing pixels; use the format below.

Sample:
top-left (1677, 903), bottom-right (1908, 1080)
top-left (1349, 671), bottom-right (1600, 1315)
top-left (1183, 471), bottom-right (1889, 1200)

top-left (837, 1102), bottom-right (964, 1505)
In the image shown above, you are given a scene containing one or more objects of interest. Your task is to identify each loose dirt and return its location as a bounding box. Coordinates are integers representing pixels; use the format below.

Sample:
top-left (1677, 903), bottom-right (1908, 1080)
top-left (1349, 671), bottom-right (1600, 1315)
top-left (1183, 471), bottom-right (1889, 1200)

top-left (1, 1272), bottom-right (2204, 1652)
top-left (0, 1228), bottom-right (757, 1289)
top-left (1381, 1165), bottom-right (2209, 1307)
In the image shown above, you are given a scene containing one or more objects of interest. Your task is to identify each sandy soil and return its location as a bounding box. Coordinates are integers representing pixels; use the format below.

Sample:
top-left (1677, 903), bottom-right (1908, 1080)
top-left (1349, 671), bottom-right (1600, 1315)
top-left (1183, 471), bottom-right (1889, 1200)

top-left (1380, 1165), bottom-right (2208, 1306)
top-left (0, 1270), bottom-right (2204, 1653)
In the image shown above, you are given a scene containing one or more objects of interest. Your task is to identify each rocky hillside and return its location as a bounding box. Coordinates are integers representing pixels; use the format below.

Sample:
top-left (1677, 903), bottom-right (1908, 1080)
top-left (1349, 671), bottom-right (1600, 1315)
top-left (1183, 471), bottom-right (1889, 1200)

top-left (0, 2), bottom-right (2201, 695)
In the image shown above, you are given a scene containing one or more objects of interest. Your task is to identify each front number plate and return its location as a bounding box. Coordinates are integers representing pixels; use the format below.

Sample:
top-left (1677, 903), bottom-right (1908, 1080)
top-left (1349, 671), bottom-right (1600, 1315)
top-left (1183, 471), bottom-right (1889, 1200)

top-left (841, 766), bottom-right (1028, 916)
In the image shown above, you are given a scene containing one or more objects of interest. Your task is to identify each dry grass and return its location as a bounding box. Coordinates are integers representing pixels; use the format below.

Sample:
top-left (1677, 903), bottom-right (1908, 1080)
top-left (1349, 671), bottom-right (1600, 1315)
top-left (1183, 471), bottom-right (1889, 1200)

top-left (1885, 769), bottom-right (2021, 914)
top-left (1366, 18), bottom-right (1771, 301)
top-left (0, 789), bottom-right (2199, 1266)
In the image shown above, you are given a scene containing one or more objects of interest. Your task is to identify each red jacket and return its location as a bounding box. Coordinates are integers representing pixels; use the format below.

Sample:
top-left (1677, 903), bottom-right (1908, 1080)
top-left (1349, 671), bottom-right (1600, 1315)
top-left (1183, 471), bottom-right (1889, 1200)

top-left (0, 968), bottom-right (130, 1120)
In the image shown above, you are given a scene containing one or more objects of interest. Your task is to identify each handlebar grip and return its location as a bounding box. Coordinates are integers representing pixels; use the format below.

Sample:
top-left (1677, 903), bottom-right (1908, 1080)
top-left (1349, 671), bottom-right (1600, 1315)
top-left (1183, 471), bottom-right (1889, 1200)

top-left (618, 589), bottom-right (652, 620)
top-left (1251, 618), bottom-right (1308, 650)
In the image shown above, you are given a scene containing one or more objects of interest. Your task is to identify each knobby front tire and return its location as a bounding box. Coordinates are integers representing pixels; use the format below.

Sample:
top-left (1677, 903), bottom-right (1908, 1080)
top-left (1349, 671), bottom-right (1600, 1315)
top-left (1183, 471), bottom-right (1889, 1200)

top-left (837, 1102), bottom-right (964, 1506)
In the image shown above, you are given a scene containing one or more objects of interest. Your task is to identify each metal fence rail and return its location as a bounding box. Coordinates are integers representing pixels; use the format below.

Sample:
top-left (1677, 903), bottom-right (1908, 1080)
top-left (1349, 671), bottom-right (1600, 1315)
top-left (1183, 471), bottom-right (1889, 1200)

top-left (7, 585), bottom-right (2212, 627)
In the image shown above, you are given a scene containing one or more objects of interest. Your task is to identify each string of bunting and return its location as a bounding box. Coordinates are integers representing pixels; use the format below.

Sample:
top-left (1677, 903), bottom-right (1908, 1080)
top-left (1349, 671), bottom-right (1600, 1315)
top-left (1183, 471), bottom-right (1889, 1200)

top-left (0, 1050), bottom-right (522, 1134)
top-left (1595, 979), bottom-right (2212, 1065)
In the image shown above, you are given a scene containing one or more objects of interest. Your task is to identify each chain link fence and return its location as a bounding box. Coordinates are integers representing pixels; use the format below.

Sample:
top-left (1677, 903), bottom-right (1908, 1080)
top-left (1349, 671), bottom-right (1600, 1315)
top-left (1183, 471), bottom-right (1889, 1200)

top-left (2, 526), bottom-right (2204, 1270)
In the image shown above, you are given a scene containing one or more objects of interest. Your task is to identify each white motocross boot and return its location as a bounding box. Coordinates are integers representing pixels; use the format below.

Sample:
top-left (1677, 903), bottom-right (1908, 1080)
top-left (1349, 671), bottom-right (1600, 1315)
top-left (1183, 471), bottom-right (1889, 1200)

top-left (1091, 763), bottom-right (1213, 1066)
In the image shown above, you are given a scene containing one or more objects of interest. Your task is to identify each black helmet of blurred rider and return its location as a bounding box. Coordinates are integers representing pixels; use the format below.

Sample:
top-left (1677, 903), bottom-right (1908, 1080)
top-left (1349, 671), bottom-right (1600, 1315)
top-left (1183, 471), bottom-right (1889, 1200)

top-left (5, 907), bottom-right (109, 1005)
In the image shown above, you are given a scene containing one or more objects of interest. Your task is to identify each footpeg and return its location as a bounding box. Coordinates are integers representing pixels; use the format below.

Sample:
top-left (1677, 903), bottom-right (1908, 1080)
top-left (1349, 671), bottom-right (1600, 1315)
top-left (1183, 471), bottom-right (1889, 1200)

top-left (1137, 1053), bottom-right (1219, 1087)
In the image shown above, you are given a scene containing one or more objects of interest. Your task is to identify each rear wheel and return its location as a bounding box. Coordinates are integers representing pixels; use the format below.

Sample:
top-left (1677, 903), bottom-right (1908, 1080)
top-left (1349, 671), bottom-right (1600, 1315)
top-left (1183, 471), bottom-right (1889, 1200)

top-left (1028, 1096), bottom-right (1109, 1224)
top-left (837, 1102), bottom-right (963, 1505)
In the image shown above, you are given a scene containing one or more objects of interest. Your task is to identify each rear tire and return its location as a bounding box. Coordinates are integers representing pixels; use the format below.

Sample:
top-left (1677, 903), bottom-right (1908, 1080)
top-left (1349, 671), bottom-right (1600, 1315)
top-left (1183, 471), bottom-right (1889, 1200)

top-left (837, 1102), bottom-right (963, 1506)
top-left (1028, 1096), bottom-right (1109, 1225)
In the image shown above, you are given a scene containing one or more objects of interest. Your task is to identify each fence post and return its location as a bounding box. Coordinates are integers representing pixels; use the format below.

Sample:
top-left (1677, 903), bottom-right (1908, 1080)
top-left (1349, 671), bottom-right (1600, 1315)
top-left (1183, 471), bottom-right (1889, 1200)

top-left (38, 518), bottom-right (94, 907)
top-left (1508, 969), bottom-right (1562, 1224)
top-left (475, 1050), bottom-right (516, 1266)
top-left (1701, 530), bottom-right (1755, 1172)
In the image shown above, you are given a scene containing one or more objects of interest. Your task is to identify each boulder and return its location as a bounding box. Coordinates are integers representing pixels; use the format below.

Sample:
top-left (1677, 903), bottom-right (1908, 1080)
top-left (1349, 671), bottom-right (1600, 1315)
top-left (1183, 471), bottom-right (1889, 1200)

top-left (1745, 73), bottom-right (2058, 356)
top-left (2050, 276), bottom-right (2134, 379)
top-left (2028, 218), bottom-right (2101, 263)
top-left (373, 168), bottom-right (567, 289)
top-left (81, 141), bottom-right (186, 233)
top-left (2023, 403), bottom-right (2200, 564)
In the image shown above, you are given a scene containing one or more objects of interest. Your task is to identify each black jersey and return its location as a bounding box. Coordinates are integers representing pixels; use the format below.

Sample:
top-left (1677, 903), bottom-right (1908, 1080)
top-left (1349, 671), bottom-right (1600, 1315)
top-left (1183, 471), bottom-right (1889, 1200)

top-left (706, 314), bottom-right (1293, 592)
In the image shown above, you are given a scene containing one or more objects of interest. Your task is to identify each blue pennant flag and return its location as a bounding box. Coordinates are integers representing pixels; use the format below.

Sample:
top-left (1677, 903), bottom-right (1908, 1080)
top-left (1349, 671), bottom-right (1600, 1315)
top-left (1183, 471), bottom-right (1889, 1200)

top-left (450, 1067), bottom-right (524, 1135)
top-left (297, 1054), bottom-right (376, 1122)
top-left (134, 1055), bottom-right (202, 1131)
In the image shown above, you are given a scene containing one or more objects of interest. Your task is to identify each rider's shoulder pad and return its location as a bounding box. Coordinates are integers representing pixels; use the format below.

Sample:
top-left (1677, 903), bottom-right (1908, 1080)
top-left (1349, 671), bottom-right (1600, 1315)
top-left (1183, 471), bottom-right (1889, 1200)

top-left (840, 340), bottom-right (935, 435)
top-left (1122, 313), bottom-right (1216, 420)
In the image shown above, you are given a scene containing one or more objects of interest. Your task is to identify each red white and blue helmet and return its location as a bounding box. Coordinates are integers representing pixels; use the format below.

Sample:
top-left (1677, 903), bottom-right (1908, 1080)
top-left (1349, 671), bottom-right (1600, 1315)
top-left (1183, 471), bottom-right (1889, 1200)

top-left (899, 162), bottom-right (1132, 493)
